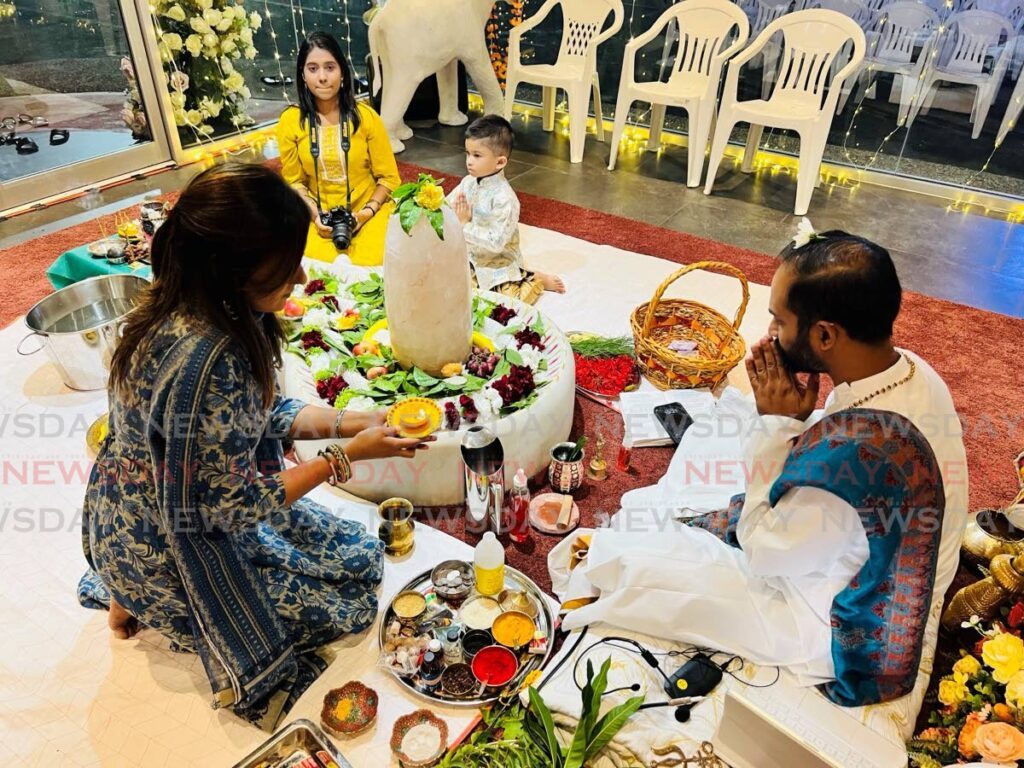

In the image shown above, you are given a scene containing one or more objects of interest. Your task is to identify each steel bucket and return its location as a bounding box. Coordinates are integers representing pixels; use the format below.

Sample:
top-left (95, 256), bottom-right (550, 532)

top-left (19, 274), bottom-right (148, 390)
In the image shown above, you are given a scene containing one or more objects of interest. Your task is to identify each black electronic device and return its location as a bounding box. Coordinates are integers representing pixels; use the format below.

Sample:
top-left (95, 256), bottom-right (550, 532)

top-left (654, 402), bottom-right (694, 445)
top-left (663, 653), bottom-right (723, 700)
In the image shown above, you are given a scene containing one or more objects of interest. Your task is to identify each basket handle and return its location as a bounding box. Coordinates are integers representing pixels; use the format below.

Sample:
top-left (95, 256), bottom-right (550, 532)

top-left (642, 261), bottom-right (751, 339)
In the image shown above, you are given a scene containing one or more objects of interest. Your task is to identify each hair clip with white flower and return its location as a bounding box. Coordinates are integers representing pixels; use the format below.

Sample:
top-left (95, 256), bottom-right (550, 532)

top-left (791, 217), bottom-right (823, 249)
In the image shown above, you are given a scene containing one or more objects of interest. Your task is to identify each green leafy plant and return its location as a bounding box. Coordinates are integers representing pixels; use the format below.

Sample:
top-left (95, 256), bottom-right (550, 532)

top-left (392, 173), bottom-right (447, 239)
top-left (526, 658), bottom-right (643, 768)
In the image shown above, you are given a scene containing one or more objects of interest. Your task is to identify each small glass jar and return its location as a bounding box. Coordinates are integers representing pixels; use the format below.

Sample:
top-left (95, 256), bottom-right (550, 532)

top-left (440, 626), bottom-right (463, 666)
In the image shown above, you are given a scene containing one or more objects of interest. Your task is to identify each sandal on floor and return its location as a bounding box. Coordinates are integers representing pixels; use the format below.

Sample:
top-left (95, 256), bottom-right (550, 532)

top-left (0, 116), bottom-right (15, 130)
top-left (0, 131), bottom-right (15, 146)
top-left (49, 128), bottom-right (69, 145)
top-left (15, 137), bottom-right (38, 154)
top-left (18, 113), bottom-right (48, 127)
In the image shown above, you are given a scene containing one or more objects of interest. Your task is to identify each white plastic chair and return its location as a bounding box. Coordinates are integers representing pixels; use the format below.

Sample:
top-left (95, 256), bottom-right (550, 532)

top-left (609, 0), bottom-right (750, 186)
top-left (906, 9), bottom-right (1016, 138)
top-left (813, 0), bottom-right (876, 28)
top-left (504, 0), bottom-right (625, 163)
top-left (974, 0), bottom-right (1024, 79)
top-left (996, 59), bottom-right (1024, 143)
top-left (703, 9), bottom-right (867, 215)
top-left (837, 1), bottom-right (940, 121)
top-left (742, 0), bottom-right (793, 98)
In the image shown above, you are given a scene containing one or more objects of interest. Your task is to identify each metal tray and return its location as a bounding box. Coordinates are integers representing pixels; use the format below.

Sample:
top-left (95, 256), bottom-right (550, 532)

top-left (231, 719), bottom-right (354, 768)
top-left (378, 566), bottom-right (555, 708)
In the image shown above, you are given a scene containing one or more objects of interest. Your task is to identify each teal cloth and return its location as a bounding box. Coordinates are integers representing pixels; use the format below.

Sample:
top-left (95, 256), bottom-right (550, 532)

top-left (46, 244), bottom-right (152, 289)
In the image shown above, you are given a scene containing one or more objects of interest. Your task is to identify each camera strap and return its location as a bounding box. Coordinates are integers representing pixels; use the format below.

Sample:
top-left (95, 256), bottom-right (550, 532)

top-left (307, 113), bottom-right (352, 219)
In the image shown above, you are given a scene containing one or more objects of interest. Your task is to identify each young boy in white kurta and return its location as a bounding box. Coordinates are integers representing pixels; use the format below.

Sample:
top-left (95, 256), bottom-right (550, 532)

top-left (448, 115), bottom-right (564, 304)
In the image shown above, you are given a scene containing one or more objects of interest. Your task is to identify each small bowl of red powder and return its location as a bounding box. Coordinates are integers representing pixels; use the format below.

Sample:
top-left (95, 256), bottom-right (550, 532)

top-left (470, 645), bottom-right (519, 690)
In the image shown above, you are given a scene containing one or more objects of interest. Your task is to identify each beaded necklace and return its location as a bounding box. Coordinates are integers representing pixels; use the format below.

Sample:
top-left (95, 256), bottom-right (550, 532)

top-left (847, 354), bottom-right (916, 409)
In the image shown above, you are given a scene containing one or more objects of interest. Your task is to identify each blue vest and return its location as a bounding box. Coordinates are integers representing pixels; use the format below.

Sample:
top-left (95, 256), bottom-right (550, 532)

top-left (690, 409), bottom-right (944, 706)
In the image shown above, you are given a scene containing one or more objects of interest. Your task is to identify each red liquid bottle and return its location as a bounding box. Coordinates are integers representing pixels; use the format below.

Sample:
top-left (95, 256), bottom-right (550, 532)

top-left (616, 437), bottom-right (633, 472)
top-left (508, 468), bottom-right (531, 543)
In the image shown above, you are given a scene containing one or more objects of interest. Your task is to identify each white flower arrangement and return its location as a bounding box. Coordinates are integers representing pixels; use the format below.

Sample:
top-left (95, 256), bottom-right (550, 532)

top-left (518, 344), bottom-right (543, 372)
top-left (345, 396), bottom-right (378, 412)
top-left (302, 306), bottom-right (331, 330)
top-left (472, 388), bottom-right (504, 421)
top-left (792, 217), bottom-right (820, 250)
top-left (152, 0), bottom-right (259, 141)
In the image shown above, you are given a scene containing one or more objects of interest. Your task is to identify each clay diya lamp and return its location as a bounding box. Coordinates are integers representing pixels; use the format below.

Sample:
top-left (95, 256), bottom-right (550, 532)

top-left (320, 681), bottom-right (378, 738)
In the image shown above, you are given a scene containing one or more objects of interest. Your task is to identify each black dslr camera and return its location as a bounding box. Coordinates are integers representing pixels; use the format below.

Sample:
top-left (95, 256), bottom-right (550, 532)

top-left (320, 205), bottom-right (357, 250)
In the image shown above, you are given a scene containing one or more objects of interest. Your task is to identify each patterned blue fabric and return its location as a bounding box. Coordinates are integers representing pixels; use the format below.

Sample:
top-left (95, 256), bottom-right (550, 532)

top-left (767, 409), bottom-right (944, 707)
top-left (78, 313), bottom-right (383, 728)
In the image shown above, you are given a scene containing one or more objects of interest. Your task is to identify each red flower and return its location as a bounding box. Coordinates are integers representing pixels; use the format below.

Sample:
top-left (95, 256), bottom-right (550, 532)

top-left (1008, 602), bottom-right (1024, 629)
top-left (321, 295), bottom-right (340, 312)
top-left (444, 402), bottom-right (460, 430)
top-left (304, 279), bottom-right (326, 295)
top-left (490, 305), bottom-right (517, 326)
top-left (301, 330), bottom-right (331, 353)
top-left (315, 375), bottom-right (347, 405)
top-left (459, 394), bottom-right (479, 423)
top-left (514, 328), bottom-right (545, 350)
top-left (491, 365), bottom-right (535, 406)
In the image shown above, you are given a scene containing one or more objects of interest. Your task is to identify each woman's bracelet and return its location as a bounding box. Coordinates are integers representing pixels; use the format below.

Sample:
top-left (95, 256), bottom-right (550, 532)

top-left (334, 410), bottom-right (345, 439)
top-left (317, 445), bottom-right (352, 486)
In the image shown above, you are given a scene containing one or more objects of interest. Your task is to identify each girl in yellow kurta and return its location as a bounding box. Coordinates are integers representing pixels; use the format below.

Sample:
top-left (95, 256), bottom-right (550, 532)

top-left (276, 31), bottom-right (401, 266)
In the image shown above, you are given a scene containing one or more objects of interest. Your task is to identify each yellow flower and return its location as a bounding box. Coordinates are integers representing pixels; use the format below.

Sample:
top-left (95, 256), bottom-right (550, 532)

top-left (220, 37), bottom-right (237, 54)
top-left (163, 4), bottom-right (185, 21)
top-left (984, 632), bottom-right (1024, 684)
top-left (185, 33), bottom-right (202, 56)
top-left (938, 678), bottom-right (969, 707)
top-left (188, 16), bottom-right (211, 34)
top-left (954, 655), bottom-right (983, 679)
top-left (202, 7), bottom-right (221, 26)
top-left (414, 183), bottom-right (445, 211)
top-left (223, 71), bottom-right (245, 93)
top-left (1007, 671), bottom-right (1024, 708)
top-left (249, 10), bottom-right (262, 29)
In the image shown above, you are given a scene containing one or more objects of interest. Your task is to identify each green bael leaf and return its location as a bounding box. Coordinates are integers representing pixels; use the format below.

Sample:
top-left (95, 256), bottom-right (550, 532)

top-left (399, 199), bottom-right (423, 234)
top-left (428, 209), bottom-right (445, 240)
top-left (504, 347), bottom-right (524, 366)
top-left (411, 367), bottom-right (439, 388)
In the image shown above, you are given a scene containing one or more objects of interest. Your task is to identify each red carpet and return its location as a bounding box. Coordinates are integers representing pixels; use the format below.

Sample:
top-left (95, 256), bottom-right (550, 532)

top-left (3, 161), bottom-right (1022, 594)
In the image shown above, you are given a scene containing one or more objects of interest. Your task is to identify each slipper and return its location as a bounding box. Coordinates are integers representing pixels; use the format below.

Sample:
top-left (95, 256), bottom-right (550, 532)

top-left (17, 113), bottom-right (48, 127)
top-left (0, 131), bottom-right (14, 146)
top-left (49, 128), bottom-right (69, 145)
top-left (0, 116), bottom-right (15, 130)
top-left (15, 137), bottom-right (38, 154)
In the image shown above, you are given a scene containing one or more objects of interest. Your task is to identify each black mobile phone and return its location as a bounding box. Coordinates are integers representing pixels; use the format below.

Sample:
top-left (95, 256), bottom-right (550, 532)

top-left (654, 402), bottom-right (694, 445)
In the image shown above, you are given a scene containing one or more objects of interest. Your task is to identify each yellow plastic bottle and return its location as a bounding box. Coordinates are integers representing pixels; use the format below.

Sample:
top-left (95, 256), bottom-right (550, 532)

top-left (474, 531), bottom-right (505, 596)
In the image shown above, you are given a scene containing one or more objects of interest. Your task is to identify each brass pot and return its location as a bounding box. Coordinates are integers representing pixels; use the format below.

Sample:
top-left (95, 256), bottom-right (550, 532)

top-left (961, 508), bottom-right (1024, 568)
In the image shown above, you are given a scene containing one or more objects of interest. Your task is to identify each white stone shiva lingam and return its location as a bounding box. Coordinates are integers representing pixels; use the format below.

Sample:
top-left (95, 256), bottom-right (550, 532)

top-left (284, 202), bottom-right (575, 506)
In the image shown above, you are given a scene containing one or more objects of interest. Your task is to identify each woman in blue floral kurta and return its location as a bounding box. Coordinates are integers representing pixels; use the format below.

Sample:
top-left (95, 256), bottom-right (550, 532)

top-left (78, 164), bottom-right (428, 728)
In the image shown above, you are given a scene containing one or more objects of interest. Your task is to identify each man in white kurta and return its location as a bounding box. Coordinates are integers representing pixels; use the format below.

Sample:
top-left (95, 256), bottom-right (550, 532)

top-left (553, 232), bottom-right (968, 691)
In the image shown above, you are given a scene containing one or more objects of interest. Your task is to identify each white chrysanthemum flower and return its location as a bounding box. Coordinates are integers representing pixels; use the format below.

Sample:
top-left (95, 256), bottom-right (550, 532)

top-left (474, 387), bottom-right (503, 420)
top-left (518, 344), bottom-right (543, 372)
top-left (303, 307), bottom-right (330, 329)
top-left (345, 396), bottom-right (377, 412)
top-left (307, 350), bottom-right (334, 378)
top-left (443, 375), bottom-right (467, 387)
top-left (792, 217), bottom-right (817, 249)
top-left (342, 370), bottom-right (370, 392)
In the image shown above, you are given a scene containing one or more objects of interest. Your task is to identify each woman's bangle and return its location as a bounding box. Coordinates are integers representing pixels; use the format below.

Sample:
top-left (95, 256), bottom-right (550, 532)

top-left (318, 450), bottom-right (342, 486)
top-left (323, 443), bottom-right (352, 484)
top-left (334, 410), bottom-right (345, 439)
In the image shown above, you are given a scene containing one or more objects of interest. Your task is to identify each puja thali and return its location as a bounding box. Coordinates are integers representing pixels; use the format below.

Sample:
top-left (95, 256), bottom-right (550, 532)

top-left (377, 565), bottom-right (555, 708)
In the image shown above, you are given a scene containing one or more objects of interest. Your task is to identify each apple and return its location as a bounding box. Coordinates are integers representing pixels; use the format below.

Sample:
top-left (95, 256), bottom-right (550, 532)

top-left (283, 298), bottom-right (305, 318)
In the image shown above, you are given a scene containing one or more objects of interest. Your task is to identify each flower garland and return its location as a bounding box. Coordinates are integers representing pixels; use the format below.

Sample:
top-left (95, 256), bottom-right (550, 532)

top-left (486, 0), bottom-right (524, 88)
top-left (151, 0), bottom-right (261, 140)
top-left (284, 268), bottom-right (551, 428)
top-left (909, 608), bottom-right (1024, 766)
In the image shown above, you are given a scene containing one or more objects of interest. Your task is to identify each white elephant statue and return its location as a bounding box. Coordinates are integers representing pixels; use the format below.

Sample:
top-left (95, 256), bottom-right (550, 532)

top-left (368, 0), bottom-right (508, 153)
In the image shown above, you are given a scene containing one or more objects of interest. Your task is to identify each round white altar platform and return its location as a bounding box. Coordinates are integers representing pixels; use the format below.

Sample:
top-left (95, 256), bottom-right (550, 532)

top-left (282, 277), bottom-right (575, 506)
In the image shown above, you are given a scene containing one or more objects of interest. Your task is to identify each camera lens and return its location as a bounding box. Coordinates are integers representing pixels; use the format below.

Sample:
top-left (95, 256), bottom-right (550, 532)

top-left (331, 220), bottom-right (352, 250)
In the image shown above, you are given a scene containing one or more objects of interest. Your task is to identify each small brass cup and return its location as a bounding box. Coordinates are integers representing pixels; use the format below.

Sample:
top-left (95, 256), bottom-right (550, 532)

top-left (378, 497), bottom-right (415, 557)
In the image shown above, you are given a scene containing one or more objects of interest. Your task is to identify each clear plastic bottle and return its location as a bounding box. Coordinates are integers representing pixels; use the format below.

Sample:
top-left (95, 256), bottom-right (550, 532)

top-left (508, 468), bottom-right (531, 543)
top-left (474, 531), bottom-right (505, 596)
